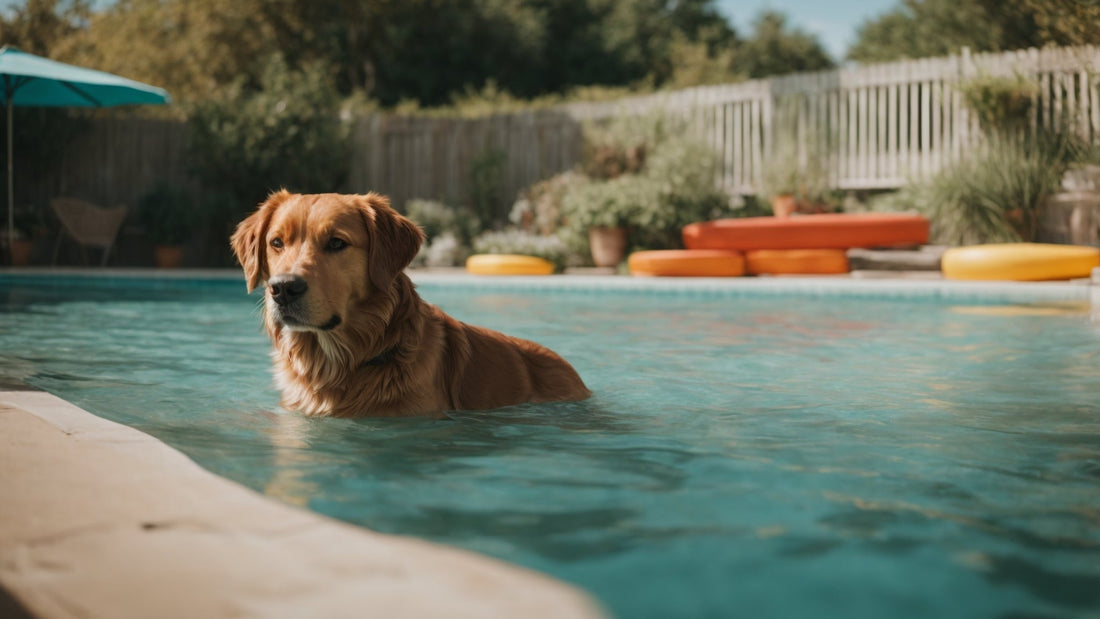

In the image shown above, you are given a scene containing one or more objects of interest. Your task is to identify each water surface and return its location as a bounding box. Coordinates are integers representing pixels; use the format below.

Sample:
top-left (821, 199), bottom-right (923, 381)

top-left (1, 279), bottom-right (1098, 618)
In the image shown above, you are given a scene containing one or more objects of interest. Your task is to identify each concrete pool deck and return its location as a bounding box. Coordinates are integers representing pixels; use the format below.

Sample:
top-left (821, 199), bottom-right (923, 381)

top-left (2, 266), bottom-right (1099, 618)
top-left (0, 390), bottom-right (604, 619)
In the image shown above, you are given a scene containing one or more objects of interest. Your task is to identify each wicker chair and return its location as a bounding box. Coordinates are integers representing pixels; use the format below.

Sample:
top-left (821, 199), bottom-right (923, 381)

top-left (50, 198), bottom-right (128, 266)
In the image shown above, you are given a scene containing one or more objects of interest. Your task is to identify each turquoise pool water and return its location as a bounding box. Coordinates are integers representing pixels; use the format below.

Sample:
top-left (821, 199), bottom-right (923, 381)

top-left (1, 276), bottom-right (1099, 618)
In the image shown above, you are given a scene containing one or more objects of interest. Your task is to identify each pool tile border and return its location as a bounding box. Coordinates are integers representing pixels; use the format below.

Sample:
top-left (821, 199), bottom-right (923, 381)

top-left (0, 268), bottom-right (1094, 303)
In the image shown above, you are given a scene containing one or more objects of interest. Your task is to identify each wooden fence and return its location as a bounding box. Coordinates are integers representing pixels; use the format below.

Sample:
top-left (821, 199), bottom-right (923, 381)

top-left (22, 45), bottom-right (1100, 220)
top-left (23, 116), bottom-right (195, 217)
top-left (567, 45), bottom-right (1100, 194)
top-left (346, 110), bottom-right (583, 217)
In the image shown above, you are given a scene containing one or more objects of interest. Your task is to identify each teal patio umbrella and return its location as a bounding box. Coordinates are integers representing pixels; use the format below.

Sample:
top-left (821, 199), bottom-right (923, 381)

top-left (0, 46), bottom-right (171, 263)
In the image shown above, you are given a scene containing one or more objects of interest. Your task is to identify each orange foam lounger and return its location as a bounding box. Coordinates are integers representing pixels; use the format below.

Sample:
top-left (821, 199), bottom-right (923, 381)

top-left (745, 249), bottom-right (850, 275)
top-left (628, 250), bottom-right (745, 277)
top-left (465, 254), bottom-right (555, 275)
top-left (941, 243), bottom-right (1100, 281)
top-left (683, 213), bottom-right (930, 251)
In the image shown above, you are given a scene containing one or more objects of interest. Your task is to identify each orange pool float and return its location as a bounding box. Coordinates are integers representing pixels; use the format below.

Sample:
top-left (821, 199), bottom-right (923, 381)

top-left (628, 250), bottom-right (745, 277)
top-left (683, 213), bottom-right (930, 251)
top-left (745, 249), bottom-right (850, 275)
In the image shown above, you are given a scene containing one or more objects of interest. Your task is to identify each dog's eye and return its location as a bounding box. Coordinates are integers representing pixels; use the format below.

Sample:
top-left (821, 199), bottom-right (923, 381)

top-left (325, 237), bottom-right (348, 252)
top-left (270, 238), bottom-right (284, 250)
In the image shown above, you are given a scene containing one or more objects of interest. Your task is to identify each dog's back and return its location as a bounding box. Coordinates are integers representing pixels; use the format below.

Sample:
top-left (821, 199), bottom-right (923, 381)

top-left (431, 305), bottom-right (590, 411)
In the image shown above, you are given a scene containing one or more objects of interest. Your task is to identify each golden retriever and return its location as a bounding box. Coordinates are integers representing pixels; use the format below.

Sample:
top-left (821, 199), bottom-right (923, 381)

top-left (230, 190), bottom-right (590, 418)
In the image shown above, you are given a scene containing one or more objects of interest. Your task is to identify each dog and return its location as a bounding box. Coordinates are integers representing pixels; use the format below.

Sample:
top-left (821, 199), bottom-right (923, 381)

top-left (230, 190), bottom-right (590, 418)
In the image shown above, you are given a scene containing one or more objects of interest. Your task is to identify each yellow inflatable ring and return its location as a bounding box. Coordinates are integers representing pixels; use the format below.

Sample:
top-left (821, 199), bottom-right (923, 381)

top-left (941, 243), bottom-right (1100, 281)
top-left (465, 254), bottom-right (555, 276)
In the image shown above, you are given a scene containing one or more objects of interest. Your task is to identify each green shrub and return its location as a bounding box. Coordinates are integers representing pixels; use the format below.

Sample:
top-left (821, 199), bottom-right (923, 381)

top-left (561, 174), bottom-right (657, 230)
top-left (960, 74), bottom-right (1038, 133)
top-left (876, 130), bottom-right (1085, 245)
top-left (187, 55), bottom-right (349, 220)
top-left (561, 132), bottom-right (732, 255)
top-left (509, 171), bottom-right (587, 234)
top-left (635, 136), bottom-right (732, 247)
top-left (418, 232), bottom-right (470, 268)
top-left (472, 229), bottom-right (571, 270)
top-left (136, 183), bottom-right (199, 246)
top-left (405, 199), bottom-right (483, 268)
top-left (405, 199), bottom-right (480, 244)
top-left (581, 113), bottom-right (675, 180)
top-left (469, 147), bottom-right (507, 226)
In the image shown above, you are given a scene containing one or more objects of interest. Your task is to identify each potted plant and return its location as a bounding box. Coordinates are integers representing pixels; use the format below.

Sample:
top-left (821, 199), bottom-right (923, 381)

top-left (136, 183), bottom-right (198, 268)
top-left (8, 205), bottom-right (46, 266)
top-left (562, 175), bottom-right (656, 267)
top-left (758, 134), bottom-right (832, 217)
top-left (758, 98), bottom-right (834, 217)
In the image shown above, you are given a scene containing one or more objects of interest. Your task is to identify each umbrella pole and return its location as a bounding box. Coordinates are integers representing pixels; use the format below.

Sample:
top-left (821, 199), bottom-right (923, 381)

top-left (6, 99), bottom-right (12, 265)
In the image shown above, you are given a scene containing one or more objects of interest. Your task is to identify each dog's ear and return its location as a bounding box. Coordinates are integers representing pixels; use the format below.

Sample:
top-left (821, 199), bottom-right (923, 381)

top-left (231, 189), bottom-right (292, 292)
top-left (359, 193), bottom-right (425, 292)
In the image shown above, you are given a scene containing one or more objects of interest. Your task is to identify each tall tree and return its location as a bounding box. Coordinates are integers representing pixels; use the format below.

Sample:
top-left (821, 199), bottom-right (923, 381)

top-left (848, 0), bottom-right (1100, 63)
top-left (734, 11), bottom-right (834, 79)
top-left (15, 0), bottom-right (758, 107)
top-left (55, 0), bottom-right (283, 106)
top-left (0, 0), bottom-right (89, 55)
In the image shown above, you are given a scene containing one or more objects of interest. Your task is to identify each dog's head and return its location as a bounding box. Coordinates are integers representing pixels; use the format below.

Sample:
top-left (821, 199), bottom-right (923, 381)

top-left (230, 191), bottom-right (425, 332)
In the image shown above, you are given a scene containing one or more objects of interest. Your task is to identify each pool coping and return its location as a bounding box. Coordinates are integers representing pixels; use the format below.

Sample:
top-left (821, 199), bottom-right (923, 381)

top-left (0, 266), bottom-right (1097, 303)
top-left (0, 390), bottom-right (605, 619)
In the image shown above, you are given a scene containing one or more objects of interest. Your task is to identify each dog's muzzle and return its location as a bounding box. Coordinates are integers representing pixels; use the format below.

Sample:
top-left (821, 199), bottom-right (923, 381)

top-left (267, 274), bottom-right (340, 331)
top-left (268, 274), bottom-right (308, 307)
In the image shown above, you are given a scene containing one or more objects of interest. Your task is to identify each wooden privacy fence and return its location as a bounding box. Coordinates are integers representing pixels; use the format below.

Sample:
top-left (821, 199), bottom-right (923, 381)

top-left (24, 45), bottom-right (1100, 218)
top-left (23, 117), bottom-right (195, 218)
top-left (567, 45), bottom-right (1100, 195)
top-left (346, 110), bottom-right (583, 217)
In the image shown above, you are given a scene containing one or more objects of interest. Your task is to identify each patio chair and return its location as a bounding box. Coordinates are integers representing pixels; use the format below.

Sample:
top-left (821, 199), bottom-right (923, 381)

top-left (50, 197), bottom-right (128, 266)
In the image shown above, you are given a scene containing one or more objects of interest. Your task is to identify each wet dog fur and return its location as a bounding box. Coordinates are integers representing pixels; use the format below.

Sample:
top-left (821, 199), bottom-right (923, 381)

top-left (231, 190), bottom-right (590, 418)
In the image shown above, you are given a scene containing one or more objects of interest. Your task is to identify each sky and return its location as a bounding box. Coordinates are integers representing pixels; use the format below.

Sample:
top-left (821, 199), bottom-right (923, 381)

top-left (715, 0), bottom-right (899, 61)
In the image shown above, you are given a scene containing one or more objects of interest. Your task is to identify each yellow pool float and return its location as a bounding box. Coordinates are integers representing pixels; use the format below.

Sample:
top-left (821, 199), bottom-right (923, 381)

top-left (465, 254), bottom-right (555, 276)
top-left (941, 243), bottom-right (1100, 281)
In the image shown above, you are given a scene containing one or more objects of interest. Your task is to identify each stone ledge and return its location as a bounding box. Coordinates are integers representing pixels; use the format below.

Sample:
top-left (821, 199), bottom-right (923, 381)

top-left (846, 245), bottom-right (946, 271)
top-left (0, 392), bottom-right (604, 619)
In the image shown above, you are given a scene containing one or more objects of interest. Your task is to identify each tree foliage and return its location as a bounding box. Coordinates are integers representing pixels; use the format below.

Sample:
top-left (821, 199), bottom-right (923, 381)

top-left (186, 55), bottom-right (349, 213)
top-left (0, 0), bottom-right (88, 55)
top-left (55, 0), bottom-right (284, 107)
top-left (736, 11), bottom-right (834, 79)
top-left (849, 0), bottom-right (1100, 63)
top-left (2, 0), bottom-right (839, 108)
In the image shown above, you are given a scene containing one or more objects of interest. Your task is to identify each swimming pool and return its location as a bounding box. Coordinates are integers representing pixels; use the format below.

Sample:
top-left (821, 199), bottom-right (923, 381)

top-left (1, 274), bottom-right (1099, 618)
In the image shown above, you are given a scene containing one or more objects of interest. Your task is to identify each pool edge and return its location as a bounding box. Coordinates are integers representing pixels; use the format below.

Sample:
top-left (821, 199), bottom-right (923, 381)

top-left (0, 390), bottom-right (605, 619)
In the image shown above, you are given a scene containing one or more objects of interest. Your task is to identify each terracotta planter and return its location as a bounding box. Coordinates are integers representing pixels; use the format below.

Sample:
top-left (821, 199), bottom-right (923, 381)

top-left (154, 245), bottom-right (184, 269)
top-left (770, 194), bottom-right (799, 218)
top-left (588, 226), bottom-right (628, 267)
top-left (771, 195), bottom-right (831, 217)
top-left (10, 239), bottom-right (33, 266)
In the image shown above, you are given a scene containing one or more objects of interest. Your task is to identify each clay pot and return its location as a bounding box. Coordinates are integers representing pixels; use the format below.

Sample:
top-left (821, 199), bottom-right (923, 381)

top-left (770, 194), bottom-right (799, 218)
top-left (588, 226), bottom-right (628, 267)
top-left (154, 245), bottom-right (184, 268)
top-left (10, 239), bottom-right (33, 266)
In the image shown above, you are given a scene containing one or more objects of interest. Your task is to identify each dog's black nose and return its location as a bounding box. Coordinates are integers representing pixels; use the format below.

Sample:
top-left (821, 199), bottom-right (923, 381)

top-left (268, 274), bottom-right (308, 306)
